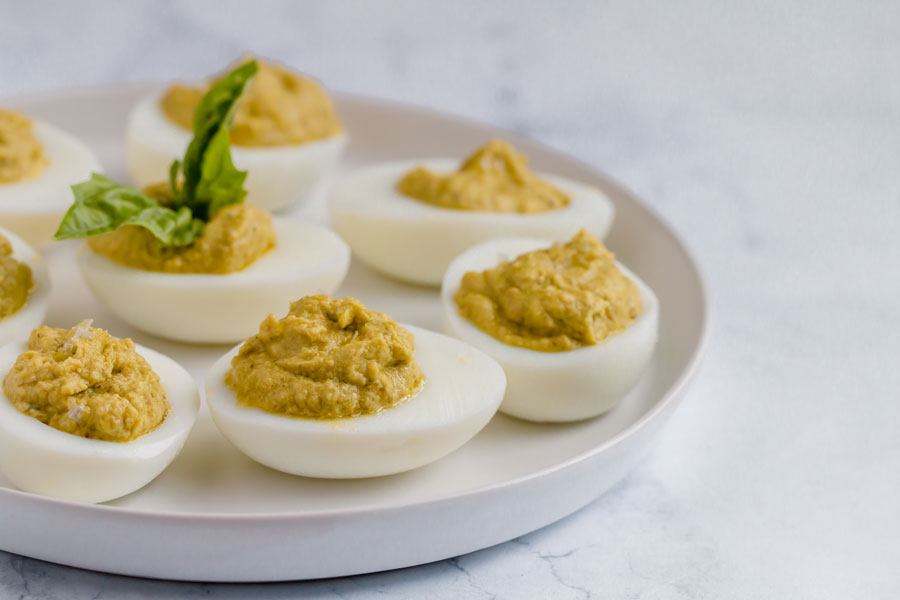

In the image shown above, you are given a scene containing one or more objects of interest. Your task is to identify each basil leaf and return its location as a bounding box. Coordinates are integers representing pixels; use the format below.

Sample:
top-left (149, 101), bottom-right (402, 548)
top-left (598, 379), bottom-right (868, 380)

top-left (54, 173), bottom-right (204, 246)
top-left (175, 59), bottom-right (257, 219)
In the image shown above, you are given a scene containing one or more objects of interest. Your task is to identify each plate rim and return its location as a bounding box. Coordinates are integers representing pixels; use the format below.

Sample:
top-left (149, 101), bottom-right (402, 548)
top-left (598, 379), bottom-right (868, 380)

top-left (0, 82), bottom-right (714, 522)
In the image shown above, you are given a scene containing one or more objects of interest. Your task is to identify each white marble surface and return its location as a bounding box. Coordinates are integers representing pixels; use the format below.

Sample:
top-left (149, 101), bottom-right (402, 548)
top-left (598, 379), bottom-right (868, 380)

top-left (2, 0), bottom-right (899, 597)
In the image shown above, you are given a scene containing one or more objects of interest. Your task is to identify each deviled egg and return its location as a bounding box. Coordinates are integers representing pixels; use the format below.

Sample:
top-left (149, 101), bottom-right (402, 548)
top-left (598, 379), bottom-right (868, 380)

top-left (0, 108), bottom-right (101, 246)
top-left (330, 139), bottom-right (614, 286)
top-left (127, 57), bottom-right (347, 213)
top-left (0, 226), bottom-right (50, 346)
top-left (0, 322), bottom-right (199, 503)
top-left (78, 212), bottom-right (349, 344)
top-left (441, 231), bottom-right (658, 422)
top-left (206, 295), bottom-right (506, 478)
top-left (58, 60), bottom-right (350, 343)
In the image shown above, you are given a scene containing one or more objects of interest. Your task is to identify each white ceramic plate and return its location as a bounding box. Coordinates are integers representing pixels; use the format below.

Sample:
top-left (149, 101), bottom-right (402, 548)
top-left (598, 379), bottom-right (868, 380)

top-left (0, 85), bottom-right (711, 582)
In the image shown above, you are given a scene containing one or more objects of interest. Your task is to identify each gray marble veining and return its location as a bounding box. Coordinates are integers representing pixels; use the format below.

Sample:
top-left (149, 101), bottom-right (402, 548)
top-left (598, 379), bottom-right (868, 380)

top-left (1, 1), bottom-right (899, 598)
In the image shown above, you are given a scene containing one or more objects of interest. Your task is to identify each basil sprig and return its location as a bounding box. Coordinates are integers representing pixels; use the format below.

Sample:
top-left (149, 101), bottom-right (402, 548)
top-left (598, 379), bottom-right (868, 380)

top-left (54, 59), bottom-right (259, 245)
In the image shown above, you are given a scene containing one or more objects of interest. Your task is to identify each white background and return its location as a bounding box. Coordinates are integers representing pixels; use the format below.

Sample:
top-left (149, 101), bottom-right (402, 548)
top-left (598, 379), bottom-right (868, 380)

top-left (1, 1), bottom-right (899, 598)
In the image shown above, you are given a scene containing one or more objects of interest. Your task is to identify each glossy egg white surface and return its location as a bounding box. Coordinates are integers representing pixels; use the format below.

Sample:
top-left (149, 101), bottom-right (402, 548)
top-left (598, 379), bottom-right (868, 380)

top-left (0, 226), bottom-right (50, 346)
top-left (0, 120), bottom-right (102, 247)
top-left (329, 159), bottom-right (615, 286)
top-left (206, 325), bottom-right (506, 479)
top-left (441, 237), bottom-right (659, 423)
top-left (126, 92), bottom-right (347, 213)
top-left (0, 341), bottom-right (200, 504)
top-left (77, 218), bottom-right (350, 344)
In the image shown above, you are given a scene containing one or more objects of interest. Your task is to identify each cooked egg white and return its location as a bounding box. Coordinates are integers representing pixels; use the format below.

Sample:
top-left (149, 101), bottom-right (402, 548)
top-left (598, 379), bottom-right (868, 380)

top-left (441, 238), bottom-right (658, 423)
top-left (77, 219), bottom-right (350, 344)
top-left (0, 341), bottom-right (199, 504)
top-left (206, 325), bottom-right (506, 478)
top-left (0, 120), bottom-right (102, 247)
top-left (0, 226), bottom-right (50, 346)
top-left (328, 160), bottom-right (615, 286)
top-left (126, 92), bottom-right (347, 213)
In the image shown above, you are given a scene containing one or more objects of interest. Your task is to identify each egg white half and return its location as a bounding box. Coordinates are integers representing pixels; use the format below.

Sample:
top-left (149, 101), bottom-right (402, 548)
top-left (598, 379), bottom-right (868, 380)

top-left (0, 226), bottom-right (50, 346)
top-left (441, 237), bottom-right (659, 423)
top-left (77, 218), bottom-right (350, 344)
top-left (328, 160), bottom-right (615, 286)
top-left (206, 325), bottom-right (506, 478)
top-left (0, 120), bottom-right (102, 247)
top-left (126, 91), bottom-right (348, 213)
top-left (0, 341), bottom-right (200, 504)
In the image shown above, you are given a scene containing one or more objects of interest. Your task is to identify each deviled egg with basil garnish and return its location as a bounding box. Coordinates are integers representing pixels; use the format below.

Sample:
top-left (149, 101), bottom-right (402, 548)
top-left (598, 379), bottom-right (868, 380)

top-left (0, 108), bottom-right (101, 246)
top-left (0, 321), bottom-right (199, 503)
top-left (206, 295), bottom-right (506, 478)
top-left (55, 60), bottom-right (349, 344)
top-left (0, 226), bottom-right (50, 346)
top-left (127, 57), bottom-right (347, 213)
top-left (441, 231), bottom-right (658, 422)
top-left (329, 139), bottom-right (614, 286)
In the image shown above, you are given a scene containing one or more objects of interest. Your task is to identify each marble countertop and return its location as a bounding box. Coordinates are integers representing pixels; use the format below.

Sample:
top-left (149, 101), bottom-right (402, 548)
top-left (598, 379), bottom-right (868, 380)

top-left (2, 1), bottom-right (899, 598)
